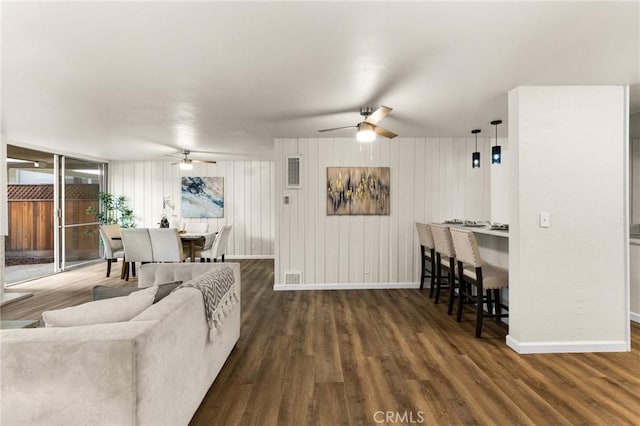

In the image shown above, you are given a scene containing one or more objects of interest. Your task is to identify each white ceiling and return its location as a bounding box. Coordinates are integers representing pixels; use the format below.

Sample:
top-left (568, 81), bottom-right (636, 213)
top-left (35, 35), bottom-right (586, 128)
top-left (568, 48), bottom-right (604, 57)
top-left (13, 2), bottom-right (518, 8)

top-left (2, 1), bottom-right (639, 162)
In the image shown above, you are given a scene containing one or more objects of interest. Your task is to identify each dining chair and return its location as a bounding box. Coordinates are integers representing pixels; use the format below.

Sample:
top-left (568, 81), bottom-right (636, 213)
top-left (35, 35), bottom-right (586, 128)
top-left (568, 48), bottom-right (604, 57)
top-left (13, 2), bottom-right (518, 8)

top-left (429, 223), bottom-right (458, 314)
top-left (98, 224), bottom-right (125, 277)
top-left (120, 228), bottom-right (154, 281)
top-left (200, 225), bottom-right (232, 262)
top-left (193, 232), bottom-right (217, 262)
top-left (415, 222), bottom-right (436, 294)
top-left (148, 228), bottom-right (187, 262)
top-left (449, 227), bottom-right (509, 338)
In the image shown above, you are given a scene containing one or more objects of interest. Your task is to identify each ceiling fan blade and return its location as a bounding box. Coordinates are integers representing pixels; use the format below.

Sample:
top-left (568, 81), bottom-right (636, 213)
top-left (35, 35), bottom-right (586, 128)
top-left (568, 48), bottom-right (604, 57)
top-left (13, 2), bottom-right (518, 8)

top-left (318, 125), bottom-right (357, 133)
top-left (374, 126), bottom-right (398, 139)
top-left (191, 159), bottom-right (217, 164)
top-left (364, 106), bottom-right (392, 125)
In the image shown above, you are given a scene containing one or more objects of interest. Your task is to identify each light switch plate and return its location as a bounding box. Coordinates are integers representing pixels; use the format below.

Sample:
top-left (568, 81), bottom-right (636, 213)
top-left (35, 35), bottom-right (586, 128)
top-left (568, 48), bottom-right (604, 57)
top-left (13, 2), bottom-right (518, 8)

top-left (539, 212), bottom-right (550, 228)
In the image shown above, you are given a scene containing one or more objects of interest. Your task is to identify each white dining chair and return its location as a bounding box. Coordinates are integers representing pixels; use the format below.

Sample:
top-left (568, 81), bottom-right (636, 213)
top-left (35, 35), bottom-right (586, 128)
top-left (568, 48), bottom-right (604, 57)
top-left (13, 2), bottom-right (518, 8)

top-left (120, 228), bottom-right (154, 281)
top-left (148, 228), bottom-right (186, 262)
top-left (200, 225), bottom-right (232, 262)
top-left (193, 232), bottom-right (217, 262)
top-left (98, 224), bottom-right (125, 277)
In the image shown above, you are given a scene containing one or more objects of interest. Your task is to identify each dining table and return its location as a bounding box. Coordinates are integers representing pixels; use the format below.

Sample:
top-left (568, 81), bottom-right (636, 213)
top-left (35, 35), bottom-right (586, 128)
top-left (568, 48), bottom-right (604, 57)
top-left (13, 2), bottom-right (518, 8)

top-left (179, 232), bottom-right (208, 262)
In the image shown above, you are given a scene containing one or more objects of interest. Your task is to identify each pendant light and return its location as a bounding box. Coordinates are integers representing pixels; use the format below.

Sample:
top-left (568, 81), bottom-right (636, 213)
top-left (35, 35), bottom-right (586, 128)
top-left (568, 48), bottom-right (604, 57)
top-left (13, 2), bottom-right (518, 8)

top-left (491, 120), bottom-right (502, 164)
top-left (471, 129), bottom-right (481, 168)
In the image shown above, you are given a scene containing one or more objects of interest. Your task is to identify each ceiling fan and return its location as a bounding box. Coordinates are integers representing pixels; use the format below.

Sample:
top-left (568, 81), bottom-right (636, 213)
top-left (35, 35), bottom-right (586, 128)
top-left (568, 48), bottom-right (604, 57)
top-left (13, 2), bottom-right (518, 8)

top-left (318, 106), bottom-right (398, 142)
top-left (168, 150), bottom-right (217, 170)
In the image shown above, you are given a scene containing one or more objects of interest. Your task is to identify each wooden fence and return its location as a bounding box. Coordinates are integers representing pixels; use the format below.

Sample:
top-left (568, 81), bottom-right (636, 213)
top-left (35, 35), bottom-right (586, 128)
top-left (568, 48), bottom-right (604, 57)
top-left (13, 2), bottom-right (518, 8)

top-left (5, 200), bottom-right (99, 259)
top-left (6, 198), bottom-right (100, 261)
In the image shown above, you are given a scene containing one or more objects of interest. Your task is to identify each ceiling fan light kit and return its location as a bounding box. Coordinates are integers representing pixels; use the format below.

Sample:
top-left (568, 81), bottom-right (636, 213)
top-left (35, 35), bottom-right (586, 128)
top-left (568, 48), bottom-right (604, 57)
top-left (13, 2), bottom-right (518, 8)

top-left (318, 105), bottom-right (398, 142)
top-left (356, 122), bottom-right (376, 143)
top-left (179, 159), bottom-right (193, 170)
top-left (170, 149), bottom-right (216, 170)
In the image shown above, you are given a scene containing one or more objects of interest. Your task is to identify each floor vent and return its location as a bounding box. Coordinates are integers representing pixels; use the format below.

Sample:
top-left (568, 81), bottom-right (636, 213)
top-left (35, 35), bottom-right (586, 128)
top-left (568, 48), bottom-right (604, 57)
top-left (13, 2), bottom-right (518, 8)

top-left (284, 271), bottom-right (302, 285)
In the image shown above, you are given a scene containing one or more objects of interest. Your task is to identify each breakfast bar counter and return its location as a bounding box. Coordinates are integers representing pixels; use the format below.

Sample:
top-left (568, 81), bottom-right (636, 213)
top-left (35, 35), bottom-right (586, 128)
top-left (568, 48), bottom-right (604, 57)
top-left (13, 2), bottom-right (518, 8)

top-left (446, 224), bottom-right (509, 268)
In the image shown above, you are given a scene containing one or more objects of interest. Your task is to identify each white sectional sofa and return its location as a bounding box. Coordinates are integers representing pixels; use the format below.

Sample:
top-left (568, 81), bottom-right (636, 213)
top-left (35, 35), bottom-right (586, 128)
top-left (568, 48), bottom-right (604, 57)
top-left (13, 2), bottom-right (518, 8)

top-left (0, 262), bottom-right (240, 426)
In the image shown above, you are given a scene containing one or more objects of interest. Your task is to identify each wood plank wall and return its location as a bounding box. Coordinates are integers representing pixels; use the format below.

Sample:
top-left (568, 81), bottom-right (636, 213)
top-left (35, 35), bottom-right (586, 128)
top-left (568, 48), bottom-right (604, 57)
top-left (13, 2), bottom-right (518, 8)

top-left (108, 160), bottom-right (275, 257)
top-left (274, 137), bottom-right (507, 286)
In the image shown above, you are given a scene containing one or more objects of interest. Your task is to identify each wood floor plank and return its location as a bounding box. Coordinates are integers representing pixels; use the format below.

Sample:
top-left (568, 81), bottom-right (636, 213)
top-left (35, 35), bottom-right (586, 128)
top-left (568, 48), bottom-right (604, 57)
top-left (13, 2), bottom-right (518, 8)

top-left (277, 355), bottom-right (316, 426)
top-left (497, 378), bottom-right (573, 425)
top-left (239, 334), bottom-right (291, 426)
top-left (189, 383), bottom-right (253, 426)
top-left (310, 382), bottom-right (351, 426)
top-left (311, 301), bottom-right (344, 383)
top-left (3, 259), bottom-right (639, 425)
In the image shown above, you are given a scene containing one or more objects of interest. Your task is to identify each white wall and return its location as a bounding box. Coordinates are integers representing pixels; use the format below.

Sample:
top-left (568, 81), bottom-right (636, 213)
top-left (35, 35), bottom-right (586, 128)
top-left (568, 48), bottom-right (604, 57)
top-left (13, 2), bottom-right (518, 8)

top-left (631, 137), bottom-right (640, 225)
top-left (274, 136), bottom-right (507, 287)
top-left (507, 86), bottom-right (628, 353)
top-left (109, 160), bottom-right (275, 258)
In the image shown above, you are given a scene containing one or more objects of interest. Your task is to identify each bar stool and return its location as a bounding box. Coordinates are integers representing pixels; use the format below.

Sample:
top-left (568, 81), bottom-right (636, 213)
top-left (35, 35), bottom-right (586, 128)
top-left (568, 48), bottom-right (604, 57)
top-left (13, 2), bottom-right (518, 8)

top-left (415, 222), bottom-right (436, 295)
top-left (449, 227), bottom-right (509, 338)
top-left (429, 224), bottom-right (457, 315)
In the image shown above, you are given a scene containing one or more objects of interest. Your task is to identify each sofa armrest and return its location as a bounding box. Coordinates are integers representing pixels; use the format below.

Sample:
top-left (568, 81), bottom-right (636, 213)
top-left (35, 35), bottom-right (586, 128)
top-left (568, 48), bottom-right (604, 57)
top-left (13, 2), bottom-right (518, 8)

top-left (0, 321), bottom-right (155, 426)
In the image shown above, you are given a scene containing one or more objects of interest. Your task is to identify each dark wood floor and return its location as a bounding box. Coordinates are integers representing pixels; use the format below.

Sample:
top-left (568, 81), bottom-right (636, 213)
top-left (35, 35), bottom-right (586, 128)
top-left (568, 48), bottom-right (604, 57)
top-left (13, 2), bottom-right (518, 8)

top-left (3, 259), bottom-right (639, 425)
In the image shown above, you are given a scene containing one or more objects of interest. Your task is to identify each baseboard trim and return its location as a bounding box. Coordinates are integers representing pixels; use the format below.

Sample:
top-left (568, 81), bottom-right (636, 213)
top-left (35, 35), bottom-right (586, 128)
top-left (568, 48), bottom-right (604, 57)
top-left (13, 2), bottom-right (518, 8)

top-left (225, 255), bottom-right (274, 260)
top-left (274, 282), bottom-right (421, 291)
top-left (0, 292), bottom-right (33, 307)
top-left (506, 335), bottom-right (629, 354)
top-left (630, 311), bottom-right (640, 323)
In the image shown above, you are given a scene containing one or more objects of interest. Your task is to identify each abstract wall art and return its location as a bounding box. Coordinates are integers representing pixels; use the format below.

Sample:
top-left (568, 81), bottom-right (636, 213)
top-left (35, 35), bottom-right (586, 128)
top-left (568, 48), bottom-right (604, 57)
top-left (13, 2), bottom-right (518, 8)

top-left (326, 167), bottom-right (390, 215)
top-left (181, 177), bottom-right (224, 218)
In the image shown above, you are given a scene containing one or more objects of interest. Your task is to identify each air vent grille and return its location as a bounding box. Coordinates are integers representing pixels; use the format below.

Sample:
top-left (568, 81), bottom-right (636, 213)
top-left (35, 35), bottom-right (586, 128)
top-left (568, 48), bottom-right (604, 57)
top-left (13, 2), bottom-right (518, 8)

top-left (286, 155), bottom-right (301, 189)
top-left (284, 271), bottom-right (302, 285)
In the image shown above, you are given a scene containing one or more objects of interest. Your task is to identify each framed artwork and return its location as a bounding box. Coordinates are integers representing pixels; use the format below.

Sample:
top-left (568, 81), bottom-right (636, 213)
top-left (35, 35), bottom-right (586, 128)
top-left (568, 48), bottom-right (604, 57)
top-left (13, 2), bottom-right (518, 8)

top-left (181, 177), bottom-right (224, 218)
top-left (326, 167), bottom-right (390, 215)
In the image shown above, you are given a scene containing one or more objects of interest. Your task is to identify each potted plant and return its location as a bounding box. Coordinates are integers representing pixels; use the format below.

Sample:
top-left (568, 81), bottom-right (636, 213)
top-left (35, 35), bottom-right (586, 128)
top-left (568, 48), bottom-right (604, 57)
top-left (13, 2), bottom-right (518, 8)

top-left (86, 192), bottom-right (136, 228)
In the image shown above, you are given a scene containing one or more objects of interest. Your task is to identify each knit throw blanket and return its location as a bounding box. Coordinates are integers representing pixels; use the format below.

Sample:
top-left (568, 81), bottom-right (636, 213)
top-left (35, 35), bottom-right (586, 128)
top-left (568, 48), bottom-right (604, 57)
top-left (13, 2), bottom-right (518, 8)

top-left (175, 265), bottom-right (238, 341)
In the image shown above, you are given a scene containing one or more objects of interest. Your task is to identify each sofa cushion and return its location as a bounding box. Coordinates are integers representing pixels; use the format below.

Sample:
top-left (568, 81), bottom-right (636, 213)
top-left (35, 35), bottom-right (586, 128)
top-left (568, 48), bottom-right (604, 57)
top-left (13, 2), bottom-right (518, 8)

top-left (154, 281), bottom-right (183, 302)
top-left (92, 282), bottom-right (182, 303)
top-left (43, 286), bottom-right (158, 327)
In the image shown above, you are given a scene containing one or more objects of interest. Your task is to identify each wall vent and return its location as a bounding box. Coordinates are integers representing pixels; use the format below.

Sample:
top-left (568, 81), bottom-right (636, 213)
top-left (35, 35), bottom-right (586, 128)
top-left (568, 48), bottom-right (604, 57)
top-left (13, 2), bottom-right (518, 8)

top-left (284, 271), bottom-right (302, 285)
top-left (285, 155), bottom-right (301, 189)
